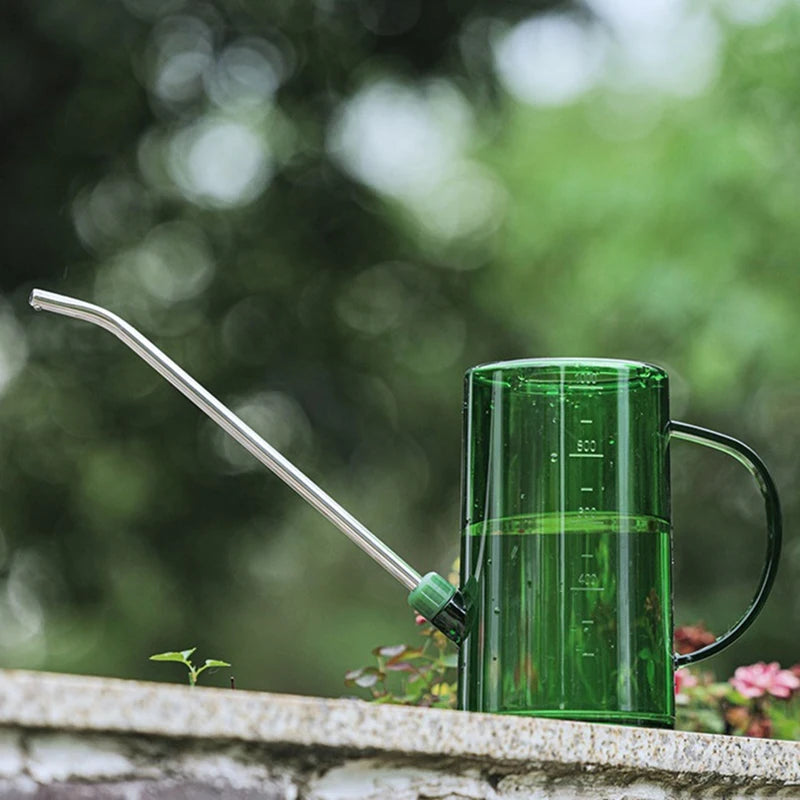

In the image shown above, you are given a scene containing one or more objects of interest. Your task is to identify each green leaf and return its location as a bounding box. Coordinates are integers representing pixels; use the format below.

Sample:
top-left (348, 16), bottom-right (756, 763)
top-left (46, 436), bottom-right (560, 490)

top-left (434, 681), bottom-right (456, 696)
top-left (371, 693), bottom-right (400, 704)
top-left (343, 666), bottom-right (386, 689)
top-left (693, 710), bottom-right (726, 734)
top-left (676, 708), bottom-right (725, 734)
top-left (194, 657), bottom-right (233, 680)
top-left (355, 673), bottom-right (380, 687)
top-left (725, 687), bottom-right (751, 705)
top-left (438, 653), bottom-right (458, 669)
top-left (204, 659), bottom-right (231, 668)
top-left (150, 650), bottom-right (193, 664)
top-left (766, 704), bottom-right (800, 740)
top-left (406, 666), bottom-right (434, 685)
top-left (372, 644), bottom-right (408, 659)
top-left (345, 666), bottom-right (386, 688)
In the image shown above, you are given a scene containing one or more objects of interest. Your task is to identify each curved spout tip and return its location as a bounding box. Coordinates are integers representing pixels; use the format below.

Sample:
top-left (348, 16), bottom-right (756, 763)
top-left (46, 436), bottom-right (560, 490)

top-left (29, 289), bottom-right (45, 310)
top-left (29, 289), bottom-right (75, 315)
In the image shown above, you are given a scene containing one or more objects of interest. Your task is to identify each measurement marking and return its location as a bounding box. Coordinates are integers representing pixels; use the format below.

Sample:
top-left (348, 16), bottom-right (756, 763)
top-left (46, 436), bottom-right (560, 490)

top-left (579, 419), bottom-right (593, 424)
top-left (580, 486), bottom-right (594, 492)
top-left (570, 587), bottom-right (604, 592)
top-left (582, 653), bottom-right (596, 657)
top-left (581, 554), bottom-right (594, 559)
top-left (581, 620), bottom-right (594, 625)
top-left (568, 453), bottom-right (604, 459)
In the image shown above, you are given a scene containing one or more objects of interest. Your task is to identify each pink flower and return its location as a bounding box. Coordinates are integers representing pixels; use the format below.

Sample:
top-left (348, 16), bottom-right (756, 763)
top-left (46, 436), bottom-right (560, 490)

top-left (674, 623), bottom-right (715, 655)
top-left (414, 614), bottom-right (427, 626)
top-left (674, 668), bottom-right (698, 696)
top-left (730, 662), bottom-right (800, 699)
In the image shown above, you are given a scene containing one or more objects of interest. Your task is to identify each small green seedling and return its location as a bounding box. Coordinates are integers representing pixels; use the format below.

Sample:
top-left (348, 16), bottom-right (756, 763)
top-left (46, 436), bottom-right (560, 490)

top-left (149, 647), bottom-right (231, 687)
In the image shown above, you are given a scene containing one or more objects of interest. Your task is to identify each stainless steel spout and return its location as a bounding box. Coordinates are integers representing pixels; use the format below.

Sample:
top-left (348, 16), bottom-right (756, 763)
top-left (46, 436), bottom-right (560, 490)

top-left (29, 289), bottom-right (423, 592)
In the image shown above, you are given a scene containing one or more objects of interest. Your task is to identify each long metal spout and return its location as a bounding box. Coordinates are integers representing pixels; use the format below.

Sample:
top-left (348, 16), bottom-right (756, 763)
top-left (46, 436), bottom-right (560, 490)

top-left (29, 289), bottom-right (423, 592)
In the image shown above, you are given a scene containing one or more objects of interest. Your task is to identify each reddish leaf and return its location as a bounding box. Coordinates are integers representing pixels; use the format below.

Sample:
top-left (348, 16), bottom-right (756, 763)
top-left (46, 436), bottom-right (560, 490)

top-left (385, 661), bottom-right (417, 672)
top-left (388, 647), bottom-right (424, 664)
top-left (372, 644), bottom-right (408, 659)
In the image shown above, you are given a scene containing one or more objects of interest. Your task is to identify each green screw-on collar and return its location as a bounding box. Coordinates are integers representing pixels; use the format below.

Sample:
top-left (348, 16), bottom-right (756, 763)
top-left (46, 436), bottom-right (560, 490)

top-left (408, 571), bottom-right (457, 621)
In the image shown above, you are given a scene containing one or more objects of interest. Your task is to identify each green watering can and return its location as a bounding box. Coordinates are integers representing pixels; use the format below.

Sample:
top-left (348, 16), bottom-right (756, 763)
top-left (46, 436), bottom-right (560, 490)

top-left (30, 290), bottom-right (781, 728)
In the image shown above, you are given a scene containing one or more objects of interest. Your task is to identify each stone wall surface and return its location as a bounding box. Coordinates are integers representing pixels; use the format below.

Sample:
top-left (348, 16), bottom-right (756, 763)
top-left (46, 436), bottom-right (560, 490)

top-left (0, 670), bottom-right (797, 799)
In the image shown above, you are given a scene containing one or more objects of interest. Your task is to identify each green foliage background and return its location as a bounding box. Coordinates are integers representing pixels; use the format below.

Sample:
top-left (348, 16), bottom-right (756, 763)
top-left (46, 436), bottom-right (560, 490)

top-left (0, 0), bottom-right (797, 696)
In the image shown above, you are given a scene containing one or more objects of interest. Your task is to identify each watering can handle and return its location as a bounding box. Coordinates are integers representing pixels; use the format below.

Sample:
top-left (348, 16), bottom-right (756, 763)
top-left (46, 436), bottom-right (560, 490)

top-left (669, 421), bottom-right (782, 668)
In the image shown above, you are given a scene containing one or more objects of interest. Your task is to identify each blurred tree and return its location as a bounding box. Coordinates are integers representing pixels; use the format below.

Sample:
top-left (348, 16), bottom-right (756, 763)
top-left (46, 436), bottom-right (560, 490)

top-left (0, 0), bottom-right (568, 691)
top-left (0, 0), bottom-right (797, 698)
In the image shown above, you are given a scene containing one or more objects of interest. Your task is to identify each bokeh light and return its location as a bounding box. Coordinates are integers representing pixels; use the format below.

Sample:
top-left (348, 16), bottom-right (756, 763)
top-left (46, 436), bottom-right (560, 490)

top-left (168, 118), bottom-right (273, 207)
top-left (494, 14), bottom-right (608, 106)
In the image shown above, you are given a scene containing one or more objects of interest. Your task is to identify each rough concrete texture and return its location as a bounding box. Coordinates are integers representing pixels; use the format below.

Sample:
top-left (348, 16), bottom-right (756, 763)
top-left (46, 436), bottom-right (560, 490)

top-left (0, 669), bottom-right (797, 798)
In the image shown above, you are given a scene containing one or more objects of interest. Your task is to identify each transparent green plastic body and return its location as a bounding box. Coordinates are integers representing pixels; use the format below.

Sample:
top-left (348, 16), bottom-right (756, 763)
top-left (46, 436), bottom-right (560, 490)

top-left (458, 358), bottom-right (782, 728)
top-left (459, 360), bottom-right (676, 726)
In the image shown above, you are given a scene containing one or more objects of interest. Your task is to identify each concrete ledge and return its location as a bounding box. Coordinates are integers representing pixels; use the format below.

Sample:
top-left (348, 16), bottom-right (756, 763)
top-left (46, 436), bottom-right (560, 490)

top-left (0, 669), bottom-right (798, 798)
